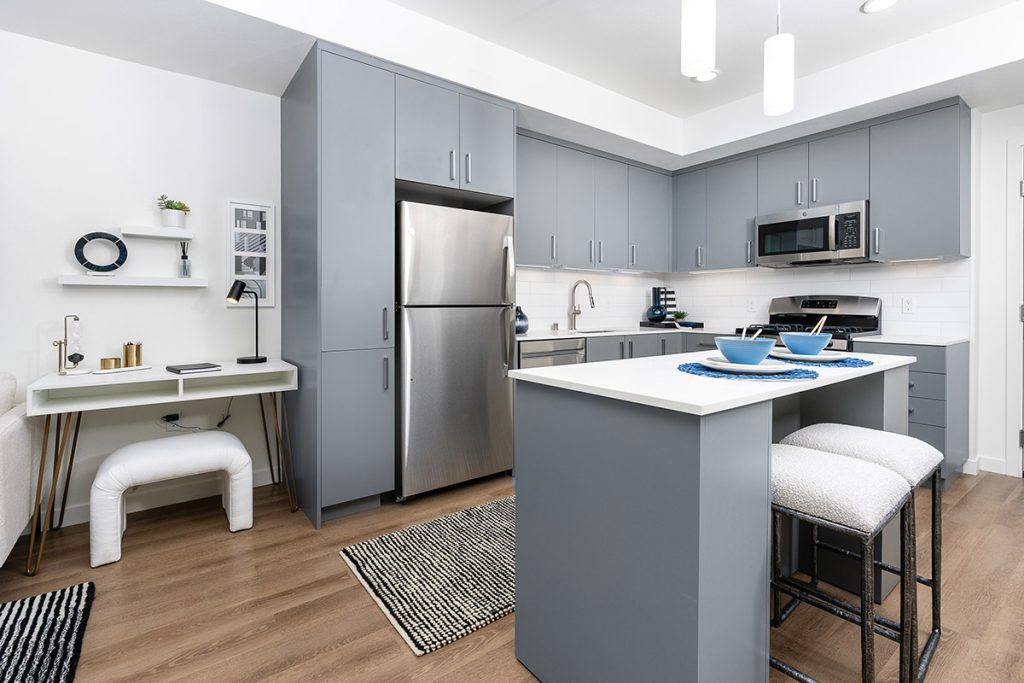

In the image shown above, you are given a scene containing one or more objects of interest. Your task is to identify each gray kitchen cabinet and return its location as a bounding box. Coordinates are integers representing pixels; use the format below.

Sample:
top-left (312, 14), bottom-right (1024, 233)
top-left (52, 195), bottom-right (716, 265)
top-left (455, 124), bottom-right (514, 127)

top-left (658, 333), bottom-right (685, 355)
top-left (627, 166), bottom-right (672, 272)
top-left (706, 157), bottom-right (757, 270)
top-left (460, 93), bottom-right (515, 197)
top-left (673, 169), bottom-right (707, 272)
top-left (516, 135), bottom-right (558, 266)
top-left (395, 76), bottom-right (514, 197)
top-left (594, 157), bottom-right (629, 269)
top-left (320, 53), bottom-right (395, 353)
top-left (556, 146), bottom-right (597, 269)
top-left (395, 75), bottom-right (459, 189)
top-left (625, 334), bottom-right (658, 359)
top-left (685, 333), bottom-right (720, 353)
top-left (869, 104), bottom-right (970, 261)
top-left (586, 336), bottom-right (625, 362)
top-left (321, 348), bottom-right (395, 507)
top-left (757, 143), bottom-right (808, 216)
top-left (808, 128), bottom-right (869, 206)
top-left (852, 340), bottom-right (969, 483)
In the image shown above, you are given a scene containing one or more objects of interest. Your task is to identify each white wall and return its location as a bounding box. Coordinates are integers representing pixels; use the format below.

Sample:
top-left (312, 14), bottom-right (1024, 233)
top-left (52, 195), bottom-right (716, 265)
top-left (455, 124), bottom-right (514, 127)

top-left (516, 269), bottom-right (666, 333)
top-left (0, 29), bottom-right (282, 526)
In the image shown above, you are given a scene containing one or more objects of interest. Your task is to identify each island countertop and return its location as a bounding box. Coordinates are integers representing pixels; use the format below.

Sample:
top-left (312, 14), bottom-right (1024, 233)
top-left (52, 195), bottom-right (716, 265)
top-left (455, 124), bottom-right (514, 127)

top-left (509, 350), bottom-right (916, 416)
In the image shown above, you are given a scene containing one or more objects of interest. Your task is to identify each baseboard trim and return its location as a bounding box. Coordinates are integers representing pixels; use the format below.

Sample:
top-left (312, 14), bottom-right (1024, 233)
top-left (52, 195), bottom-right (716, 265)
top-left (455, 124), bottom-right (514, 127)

top-left (962, 459), bottom-right (980, 476)
top-left (977, 455), bottom-right (1009, 476)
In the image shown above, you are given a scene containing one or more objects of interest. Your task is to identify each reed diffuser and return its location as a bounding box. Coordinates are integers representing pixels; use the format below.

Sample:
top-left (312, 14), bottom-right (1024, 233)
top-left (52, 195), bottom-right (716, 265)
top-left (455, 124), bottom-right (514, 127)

top-left (179, 241), bottom-right (191, 278)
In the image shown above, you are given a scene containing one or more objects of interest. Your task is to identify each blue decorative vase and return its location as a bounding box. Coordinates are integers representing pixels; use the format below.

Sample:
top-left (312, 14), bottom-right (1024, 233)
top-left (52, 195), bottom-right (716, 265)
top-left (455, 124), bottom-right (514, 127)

top-left (645, 287), bottom-right (667, 322)
top-left (515, 306), bottom-right (529, 334)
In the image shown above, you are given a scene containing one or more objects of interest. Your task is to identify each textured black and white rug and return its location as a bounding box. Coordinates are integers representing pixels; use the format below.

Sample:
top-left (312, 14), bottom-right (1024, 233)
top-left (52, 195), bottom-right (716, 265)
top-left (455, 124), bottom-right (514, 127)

top-left (0, 582), bottom-right (95, 682)
top-left (341, 496), bottom-right (515, 655)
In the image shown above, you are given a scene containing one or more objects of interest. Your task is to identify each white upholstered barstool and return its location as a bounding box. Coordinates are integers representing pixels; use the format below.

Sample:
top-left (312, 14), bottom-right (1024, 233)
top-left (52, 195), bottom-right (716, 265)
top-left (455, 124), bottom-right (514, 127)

top-left (90, 431), bottom-right (253, 567)
top-left (770, 444), bottom-right (917, 683)
top-left (782, 423), bottom-right (943, 678)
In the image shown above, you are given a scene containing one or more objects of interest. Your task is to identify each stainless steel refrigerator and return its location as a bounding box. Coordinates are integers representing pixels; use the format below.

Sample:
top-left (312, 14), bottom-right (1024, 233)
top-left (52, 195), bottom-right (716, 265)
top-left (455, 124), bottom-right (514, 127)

top-left (397, 202), bottom-right (515, 499)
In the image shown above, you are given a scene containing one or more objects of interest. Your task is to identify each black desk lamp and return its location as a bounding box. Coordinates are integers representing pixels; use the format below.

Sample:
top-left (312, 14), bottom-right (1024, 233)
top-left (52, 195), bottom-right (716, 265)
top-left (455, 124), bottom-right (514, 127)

top-left (226, 280), bottom-right (267, 364)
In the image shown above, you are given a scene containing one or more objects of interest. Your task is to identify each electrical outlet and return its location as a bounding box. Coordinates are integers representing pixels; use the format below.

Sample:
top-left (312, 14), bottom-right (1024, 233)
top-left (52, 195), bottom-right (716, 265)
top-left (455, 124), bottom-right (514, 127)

top-left (746, 298), bottom-right (756, 313)
top-left (900, 297), bottom-right (916, 315)
top-left (161, 413), bottom-right (180, 423)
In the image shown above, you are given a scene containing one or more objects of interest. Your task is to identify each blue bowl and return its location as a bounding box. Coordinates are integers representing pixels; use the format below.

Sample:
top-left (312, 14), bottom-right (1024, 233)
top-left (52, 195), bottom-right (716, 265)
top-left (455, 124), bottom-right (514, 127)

top-left (780, 332), bottom-right (833, 356)
top-left (714, 336), bottom-right (775, 365)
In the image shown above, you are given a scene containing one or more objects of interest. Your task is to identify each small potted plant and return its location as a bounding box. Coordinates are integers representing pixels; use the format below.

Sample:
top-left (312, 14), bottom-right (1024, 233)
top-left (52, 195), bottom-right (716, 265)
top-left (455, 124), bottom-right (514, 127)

top-left (672, 311), bottom-right (689, 328)
top-left (157, 195), bottom-right (190, 229)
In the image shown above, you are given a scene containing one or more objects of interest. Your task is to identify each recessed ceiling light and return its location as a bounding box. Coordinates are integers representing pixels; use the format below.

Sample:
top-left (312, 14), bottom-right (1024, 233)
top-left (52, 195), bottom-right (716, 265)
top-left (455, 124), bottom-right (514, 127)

top-left (692, 69), bottom-right (719, 82)
top-left (860, 0), bottom-right (899, 14)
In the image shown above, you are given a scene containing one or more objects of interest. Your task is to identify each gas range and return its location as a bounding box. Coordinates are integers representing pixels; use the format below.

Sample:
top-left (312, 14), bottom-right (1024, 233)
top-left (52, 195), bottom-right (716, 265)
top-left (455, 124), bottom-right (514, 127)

top-left (736, 295), bottom-right (882, 351)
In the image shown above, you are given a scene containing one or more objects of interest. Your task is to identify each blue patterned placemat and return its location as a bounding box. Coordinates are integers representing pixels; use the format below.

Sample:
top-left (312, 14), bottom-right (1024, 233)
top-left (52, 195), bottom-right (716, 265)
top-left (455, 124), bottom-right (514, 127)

top-left (678, 363), bottom-right (819, 381)
top-left (774, 356), bottom-right (875, 369)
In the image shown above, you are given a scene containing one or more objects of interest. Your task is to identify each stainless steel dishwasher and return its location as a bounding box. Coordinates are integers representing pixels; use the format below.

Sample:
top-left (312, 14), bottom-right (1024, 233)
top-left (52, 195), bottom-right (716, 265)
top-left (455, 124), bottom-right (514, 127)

top-left (518, 338), bottom-right (587, 368)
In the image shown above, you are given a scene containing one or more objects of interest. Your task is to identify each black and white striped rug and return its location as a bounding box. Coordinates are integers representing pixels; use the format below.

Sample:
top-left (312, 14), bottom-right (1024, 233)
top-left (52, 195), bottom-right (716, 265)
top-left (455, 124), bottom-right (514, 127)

top-left (0, 582), bottom-right (95, 682)
top-left (341, 497), bottom-right (515, 656)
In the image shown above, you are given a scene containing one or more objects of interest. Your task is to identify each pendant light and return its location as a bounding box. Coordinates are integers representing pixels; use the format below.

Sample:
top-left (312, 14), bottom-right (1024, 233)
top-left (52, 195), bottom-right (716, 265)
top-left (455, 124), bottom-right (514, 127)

top-left (680, 0), bottom-right (716, 78)
top-left (763, 0), bottom-right (794, 116)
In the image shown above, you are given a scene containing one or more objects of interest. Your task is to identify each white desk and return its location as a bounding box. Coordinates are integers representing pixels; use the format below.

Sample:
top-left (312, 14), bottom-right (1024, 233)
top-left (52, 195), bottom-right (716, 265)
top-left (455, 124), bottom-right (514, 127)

top-left (23, 360), bottom-right (299, 575)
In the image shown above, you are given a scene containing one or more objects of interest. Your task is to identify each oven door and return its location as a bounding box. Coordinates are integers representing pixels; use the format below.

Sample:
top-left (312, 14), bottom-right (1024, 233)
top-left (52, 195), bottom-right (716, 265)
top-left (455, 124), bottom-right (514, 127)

top-left (755, 205), bottom-right (837, 267)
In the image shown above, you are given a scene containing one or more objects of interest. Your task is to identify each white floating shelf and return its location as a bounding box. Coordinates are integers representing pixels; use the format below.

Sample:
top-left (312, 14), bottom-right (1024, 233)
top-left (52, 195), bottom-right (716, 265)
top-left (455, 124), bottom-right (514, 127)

top-left (121, 226), bottom-right (194, 240)
top-left (58, 275), bottom-right (208, 288)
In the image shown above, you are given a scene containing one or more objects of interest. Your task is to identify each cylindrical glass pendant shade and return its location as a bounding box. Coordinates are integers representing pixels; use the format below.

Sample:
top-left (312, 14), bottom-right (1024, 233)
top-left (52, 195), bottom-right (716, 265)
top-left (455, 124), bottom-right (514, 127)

top-left (763, 32), bottom-right (794, 116)
top-left (680, 0), bottom-right (717, 78)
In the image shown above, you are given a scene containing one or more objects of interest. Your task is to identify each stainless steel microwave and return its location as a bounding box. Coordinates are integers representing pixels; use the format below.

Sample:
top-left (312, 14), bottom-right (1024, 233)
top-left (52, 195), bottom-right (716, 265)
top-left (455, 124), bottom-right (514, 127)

top-left (754, 200), bottom-right (872, 268)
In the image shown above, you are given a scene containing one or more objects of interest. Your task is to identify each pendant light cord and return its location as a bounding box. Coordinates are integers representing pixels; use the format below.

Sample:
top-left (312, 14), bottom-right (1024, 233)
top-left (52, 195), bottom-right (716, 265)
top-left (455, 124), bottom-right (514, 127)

top-left (776, 0), bottom-right (782, 35)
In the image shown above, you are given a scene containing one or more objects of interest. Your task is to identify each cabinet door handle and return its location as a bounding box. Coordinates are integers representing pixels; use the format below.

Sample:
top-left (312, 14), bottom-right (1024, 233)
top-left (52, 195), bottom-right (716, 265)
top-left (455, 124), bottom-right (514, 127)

top-left (696, 246), bottom-right (704, 268)
top-left (465, 152), bottom-right (472, 184)
top-left (661, 338), bottom-right (667, 355)
top-left (599, 240), bottom-right (604, 263)
top-left (382, 307), bottom-right (389, 341)
top-left (449, 150), bottom-right (456, 181)
top-left (746, 240), bottom-right (753, 264)
top-left (811, 177), bottom-right (819, 203)
top-left (619, 341), bottom-right (625, 359)
top-left (873, 227), bottom-right (881, 255)
top-left (909, 381), bottom-right (916, 389)
top-left (908, 407), bottom-right (915, 415)
top-left (796, 180), bottom-right (804, 205)
top-left (589, 239), bottom-right (595, 263)
top-left (631, 244), bottom-right (637, 266)
top-left (698, 342), bottom-right (716, 349)
top-left (383, 357), bottom-right (389, 391)
top-left (628, 341), bottom-right (634, 358)
top-left (551, 234), bottom-right (557, 262)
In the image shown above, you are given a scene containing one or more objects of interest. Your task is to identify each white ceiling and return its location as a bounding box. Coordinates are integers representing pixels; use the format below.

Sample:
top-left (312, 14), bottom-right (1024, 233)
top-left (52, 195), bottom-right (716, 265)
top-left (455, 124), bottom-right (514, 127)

top-left (386, 0), bottom-right (1021, 117)
top-left (0, 0), bottom-right (314, 96)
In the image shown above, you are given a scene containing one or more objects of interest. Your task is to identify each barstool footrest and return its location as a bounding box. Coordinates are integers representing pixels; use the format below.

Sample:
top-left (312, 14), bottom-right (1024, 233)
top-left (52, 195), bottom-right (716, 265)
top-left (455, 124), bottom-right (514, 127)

top-left (917, 628), bottom-right (941, 681)
top-left (815, 538), bottom-right (936, 588)
top-left (774, 577), bottom-right (901, 642)
top-left (770, 656), bottom-right (822, 683)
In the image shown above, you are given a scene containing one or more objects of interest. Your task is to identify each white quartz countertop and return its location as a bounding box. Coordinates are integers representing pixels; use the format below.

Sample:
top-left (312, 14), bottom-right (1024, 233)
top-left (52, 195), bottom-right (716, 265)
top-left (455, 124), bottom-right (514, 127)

top-left (854, 335), bottom-right (969, 347)
top-left (516, 327), bottom-right (734, 342)
top-left (509, 350), bottom-right (915, 416)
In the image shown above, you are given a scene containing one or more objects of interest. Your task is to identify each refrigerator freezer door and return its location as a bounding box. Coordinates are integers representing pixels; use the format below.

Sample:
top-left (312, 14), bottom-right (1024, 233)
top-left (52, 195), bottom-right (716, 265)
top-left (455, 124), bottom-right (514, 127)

top-left (399, 201), bottom-right (514, 306)
top-left (400, 306), bottom-right (515, 498)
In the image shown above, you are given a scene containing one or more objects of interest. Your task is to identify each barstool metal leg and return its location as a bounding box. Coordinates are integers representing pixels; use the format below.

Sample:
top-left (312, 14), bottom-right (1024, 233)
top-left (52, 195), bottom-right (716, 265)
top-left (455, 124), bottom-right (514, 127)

top-left (811, 524), bottom-right (820, 586)
top-left (899, 500), bottom-right (918, 683)
top-left (860, 537), bottom-right (875, 683)
top-left (773, 510), bottom-right (783, 627)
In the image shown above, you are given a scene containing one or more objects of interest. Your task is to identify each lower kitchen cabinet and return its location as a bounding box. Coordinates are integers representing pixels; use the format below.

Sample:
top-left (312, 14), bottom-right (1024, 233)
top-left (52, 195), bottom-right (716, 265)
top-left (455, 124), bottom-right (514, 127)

top-left (658, 333), bottom-right (684, 355)
top-left (625, 334), bottom-right (659, 359)
top-left (586, 334), bottom-right (663, 361)
top-left (685, 333), bottom-right (720, 353)
top-left (321, 349), bottom-right (395, 508)
top-left (852, 340), bottom-right (969, 482)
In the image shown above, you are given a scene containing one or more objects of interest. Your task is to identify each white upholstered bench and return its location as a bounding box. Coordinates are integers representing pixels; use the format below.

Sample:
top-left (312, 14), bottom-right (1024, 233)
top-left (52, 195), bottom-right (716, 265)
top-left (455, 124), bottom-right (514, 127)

top-left (90, 431), bottom-right (253, 567)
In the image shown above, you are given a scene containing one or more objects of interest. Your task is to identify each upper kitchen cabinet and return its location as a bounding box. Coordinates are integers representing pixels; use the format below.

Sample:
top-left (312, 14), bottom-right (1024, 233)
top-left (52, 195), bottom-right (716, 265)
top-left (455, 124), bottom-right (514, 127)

top-left (757, 143), bottom-right (808, 216)
top-left (757, 129), bottom-right (869, 216)
top-left (627, 166), bottom-right (672, 272)
top-left (869, 104), bottom-right (970, 261)
top-left (395, 75), bottom-right (514, 197)
top-left (594, 157), bottom-right (629, 269)
top-left (556, 146), bottom-right (597, 269)
top-left (807, 128), bottom-right (869, 206)
top-left (706, 156), bottom-right (757, 270)
top-left (515, 135), bottom-right (558, 266)
top-left (459, 94), bottom-right (515, 197)
top-left (673, 169), bottom-right (707, 272)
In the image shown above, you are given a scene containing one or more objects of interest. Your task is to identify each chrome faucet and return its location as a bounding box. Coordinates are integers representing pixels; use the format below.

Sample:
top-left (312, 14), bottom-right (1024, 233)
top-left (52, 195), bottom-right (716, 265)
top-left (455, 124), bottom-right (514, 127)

top-left (569, 279), bottom-right (595, 331)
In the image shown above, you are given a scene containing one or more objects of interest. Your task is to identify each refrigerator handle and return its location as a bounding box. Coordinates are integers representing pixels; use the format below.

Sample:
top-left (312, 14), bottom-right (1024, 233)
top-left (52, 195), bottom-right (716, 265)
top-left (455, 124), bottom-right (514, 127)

top-left (503, 235), bottom-right (516, 305)
top-left (502, 306), bottom-right (514, 373)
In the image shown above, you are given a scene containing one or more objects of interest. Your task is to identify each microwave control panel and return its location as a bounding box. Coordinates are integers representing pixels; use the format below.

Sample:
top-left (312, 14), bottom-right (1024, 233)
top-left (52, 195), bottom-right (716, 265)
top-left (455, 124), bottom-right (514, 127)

top-left (835, 212), bottom-right (861, 250)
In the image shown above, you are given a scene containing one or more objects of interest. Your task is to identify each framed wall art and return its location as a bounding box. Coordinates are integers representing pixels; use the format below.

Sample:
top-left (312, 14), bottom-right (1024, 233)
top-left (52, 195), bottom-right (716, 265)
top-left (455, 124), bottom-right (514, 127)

top-left (226, 200), bottom-right (275, 307)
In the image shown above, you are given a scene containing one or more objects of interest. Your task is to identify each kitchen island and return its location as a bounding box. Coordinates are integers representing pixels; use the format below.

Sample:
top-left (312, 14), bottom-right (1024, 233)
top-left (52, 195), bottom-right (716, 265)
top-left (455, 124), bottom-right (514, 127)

top-left (509, 349), bottom-right (916, 682)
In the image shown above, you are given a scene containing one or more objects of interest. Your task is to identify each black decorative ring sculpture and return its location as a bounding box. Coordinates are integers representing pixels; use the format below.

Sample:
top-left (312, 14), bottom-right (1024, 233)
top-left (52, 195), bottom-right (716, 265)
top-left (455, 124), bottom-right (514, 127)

top-left (74, 232), bottom-right (128, 273)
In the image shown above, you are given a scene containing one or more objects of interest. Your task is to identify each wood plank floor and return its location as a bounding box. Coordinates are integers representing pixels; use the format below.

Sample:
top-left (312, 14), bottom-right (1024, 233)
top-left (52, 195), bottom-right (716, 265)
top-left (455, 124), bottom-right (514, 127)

top-left (1, 471), bottom-right (1022, 682)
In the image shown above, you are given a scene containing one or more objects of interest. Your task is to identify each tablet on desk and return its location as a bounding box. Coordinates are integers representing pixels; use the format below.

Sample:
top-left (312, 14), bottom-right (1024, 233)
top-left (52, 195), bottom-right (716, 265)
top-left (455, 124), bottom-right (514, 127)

top-left (166, 363), bottom-right (222, 375)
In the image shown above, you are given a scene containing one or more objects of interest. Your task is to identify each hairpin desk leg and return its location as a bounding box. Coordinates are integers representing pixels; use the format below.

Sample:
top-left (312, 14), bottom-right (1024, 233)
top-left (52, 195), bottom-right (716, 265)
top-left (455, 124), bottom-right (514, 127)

top-left (52, 411), bottom-right (83, 531)
top-left (25, 413), bottom-right (73, 576)
top-left (25, 414), bottom-right (52, 575)
top-left (257, 394), bottom-right (278, 485)
top-left (268, 393), bottom-right (298, 512)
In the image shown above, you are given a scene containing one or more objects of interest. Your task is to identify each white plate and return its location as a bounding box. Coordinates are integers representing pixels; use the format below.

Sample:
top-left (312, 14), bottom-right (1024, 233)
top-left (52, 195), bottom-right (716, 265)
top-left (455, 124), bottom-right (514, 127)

top-left (699, 356), bottom-right (792, 374)
top-left (770, 349), bottom-right (845, 363)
